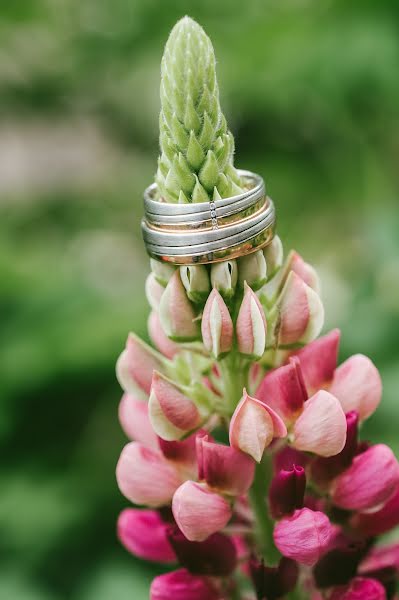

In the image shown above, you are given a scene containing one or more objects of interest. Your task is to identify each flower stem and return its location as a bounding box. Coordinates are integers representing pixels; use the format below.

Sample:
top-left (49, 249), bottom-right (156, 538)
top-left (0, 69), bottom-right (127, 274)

top-left (249, 455), bottom-right (279, 564)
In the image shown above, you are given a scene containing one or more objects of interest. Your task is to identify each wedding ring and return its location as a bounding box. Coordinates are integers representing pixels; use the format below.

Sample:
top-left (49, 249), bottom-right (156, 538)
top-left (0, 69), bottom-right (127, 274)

top-left (141, 169), bottom-right (276, 265)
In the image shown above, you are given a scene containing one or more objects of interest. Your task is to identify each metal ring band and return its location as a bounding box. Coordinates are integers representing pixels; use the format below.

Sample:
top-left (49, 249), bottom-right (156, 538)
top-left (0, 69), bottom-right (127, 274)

top-left (141, 170), bottom-right (276, 265)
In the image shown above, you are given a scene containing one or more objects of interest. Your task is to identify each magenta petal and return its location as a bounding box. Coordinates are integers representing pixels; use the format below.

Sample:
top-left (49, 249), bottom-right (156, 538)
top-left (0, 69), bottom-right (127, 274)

top-left (117, 508), bottom-right (175, 562)
top-left (196, 435), bottom-right (255, 496)
top-left (150, 569), bottom-right (220, 600)
top-left (295, 329), bottom-right (340, 393)
top-left (328, 577), bottom-right (386, 600)
top-left (269, 466), bottom-right (306, 519)
top-left (351, 486), bottom-right (399, 537)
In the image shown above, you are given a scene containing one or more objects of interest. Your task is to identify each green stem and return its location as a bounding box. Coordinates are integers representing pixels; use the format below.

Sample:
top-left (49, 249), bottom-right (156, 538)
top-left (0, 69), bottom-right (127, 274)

top-left (249, 455), bottom-right (280, 564)
top-left (219, 352), bottom-right (248, 413)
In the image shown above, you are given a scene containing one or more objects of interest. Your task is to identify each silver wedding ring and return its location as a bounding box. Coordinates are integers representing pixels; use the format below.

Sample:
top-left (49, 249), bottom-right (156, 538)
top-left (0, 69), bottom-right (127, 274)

top-left (141, 169), bottom-right (276, 265)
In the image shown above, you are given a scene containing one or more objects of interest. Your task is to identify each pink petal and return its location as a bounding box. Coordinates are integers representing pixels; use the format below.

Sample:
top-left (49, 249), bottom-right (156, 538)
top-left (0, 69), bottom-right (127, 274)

top-left (118, 393), bottom-right (159, 449)
top-left (201, 288), bottom-right (233, 357)
top-left (236, 283), bottom-right (267, 358)
top-left (295, 329), bottom-right (340, 393)
top-left (159, 271), bottom-right (200, 341)
top-left (148, 311), bottom-right (179, 359)
top-left (117, 508), bottom-right (175, 562)
top-left (116, 333), bottom-right (164, 395)
top-left (292, 390), bottom-right (347, 457)
top-left (328, 577), bottom-right (386, 600)
top-left (150, 569), bottom-right (220, 600)
top-left (172, 481), bottom-right (232, 542)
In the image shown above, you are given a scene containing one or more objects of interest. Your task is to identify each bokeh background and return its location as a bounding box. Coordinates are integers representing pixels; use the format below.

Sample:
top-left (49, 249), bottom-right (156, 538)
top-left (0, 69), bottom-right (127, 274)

top-left (1, 0), bottom-right (399, 598)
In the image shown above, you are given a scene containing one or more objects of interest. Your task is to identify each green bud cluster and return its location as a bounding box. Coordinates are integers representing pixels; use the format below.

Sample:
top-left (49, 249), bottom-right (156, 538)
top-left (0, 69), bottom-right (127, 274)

top-left (156, 16), bottom-right (244, 203)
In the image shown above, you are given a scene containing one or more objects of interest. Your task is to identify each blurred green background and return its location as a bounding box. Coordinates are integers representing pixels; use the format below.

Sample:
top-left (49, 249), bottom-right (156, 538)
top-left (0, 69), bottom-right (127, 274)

top-left (1, 0), bottom-right (399, 598)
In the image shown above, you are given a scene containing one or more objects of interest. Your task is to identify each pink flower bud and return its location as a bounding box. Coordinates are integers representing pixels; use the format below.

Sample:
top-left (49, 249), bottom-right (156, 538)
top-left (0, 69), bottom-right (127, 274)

top-left (196, 435), bottom-right (255, 496)
top-left (292, 390), bottom-right (347, 457)
top-left (146, 273), bottom-right (165, 310)
top-left (117, 508), bottom-right (176, 562)
top-left (201, 288), bottom-right (233, 358)
top-left (236, 283), bottom-right (267, 358)
top-left (331, 444), bottom-right (399, 511)
top-left (150, 568), bottom-right (220, 600)
top-left (256, 357), bottom-right (307, 424)
top-left (148, 311), bottom-right (179, 359)
top-left (116, 442), bottom-right (182, 507)
top-left (274, 446), bottom-right (309, 472)
top-left (229, 390), bottom-right (287, 462)
top-left (329, 354), bottom-right (382, 421)
top-left (273, 508), bottom-right (333, 566)
top-left (118, 393), bottom-right (159, 449)
top-left (295, 329), bottom-right (340, 393)
top-left (263, 235), bottom-right (283, 280)
top-left (328, 577), bottom-right (386, 600)
top-left (269, 465), bottom-right (306, 519)
top-left (288, 251), bottom-right (320, 292)
top-left (159, 271), bottom-right (200, 341)
top-left (116, 333), bottom-right (164, 395)
top-left (250, 557), bottom-right (298, 600)
top-left (276, 271), bottom-right (324, 347)
top-left (351, 486), bottom-right (399, 537)
top-left (172, 481), bottom-right (232, 542)
top-left (167, 527), bottom-right (237, 576)
top-left (149, 371), bottom-right (202, 441)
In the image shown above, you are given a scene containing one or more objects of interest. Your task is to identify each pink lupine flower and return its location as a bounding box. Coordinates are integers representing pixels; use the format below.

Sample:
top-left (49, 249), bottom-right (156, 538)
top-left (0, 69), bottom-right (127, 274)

top-left (276, 271), bottom-right (324, 346)
top-left (273, 508), bottom-right (333, 566)
top-left (146, 272), bottom-right (165, 310)
top-left (288, 250), bottom-right (320, 292)
top-left (148, 311), bottom-right (179, 359)
top-left (328, 577), bottom-right (386, 600)
top-left (331, 444), bottom-right (399, 511)
top-left (118, 393), bottom-right (159, 449)
top-left (196, 434), bottom-right (255, 496)
top-left (273, 445), bottom-right (309, 472)
top-left (158, 432), bottom-right (199, 475)
top-left (295, 329), bottom-right (340, 393)
top-left (292, 390), bottom-right (347, 457)
top-left (159, 271), bottom-right (200, 341)
top-left (167, 527), bottom-right (237, 575)
top-left (311, 410), bottom-right (359, 485)
top-left (117, 508), bottom-right (176, 562)
top-left (269, 465), bottom-right (306, 519)
top-left (116, 333), bottom-right (165, 395)
top-left (201, 288), bottom-right (233, 358)
top-left (116, 442), bottom-right (183, 507)
top-left (236, 282), bottom-right (267, 358)
top-left (229, 390), bottom-right (287, 462)
top-left (351, 486), bottom-right (399, 536)
top-left (172, 481), bottom-right (232, 542)
top-left (256, 356), bottom-right (307, 424)
top-left (329, 354), bottom-right (382, 421)
top-left (250, 557), bottom-right (299, 600)
top-left (150, 568), bottom-right (220, 600)
top-left (149, 371), bottom-right (202, 441)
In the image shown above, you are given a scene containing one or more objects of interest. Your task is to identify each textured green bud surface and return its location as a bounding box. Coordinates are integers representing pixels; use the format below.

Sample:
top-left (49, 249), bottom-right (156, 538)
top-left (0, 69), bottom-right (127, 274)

top-left (156, 16), bottom-right (243, 203)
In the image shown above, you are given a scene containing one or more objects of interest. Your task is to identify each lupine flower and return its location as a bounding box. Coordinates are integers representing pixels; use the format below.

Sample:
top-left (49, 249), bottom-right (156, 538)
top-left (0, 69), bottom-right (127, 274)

top-left (149, 371), bottom-right (203, 441)
top-left (116, 333), bottom-right (166, 395)
top-left (117, 508), bottom-right (176, 562)
top-left (150, 569), bottom-right (220, 600)
top-left (196, 434), bottom-right (255, 495)
top-left (172, 481), bottom-right (232, 541)
top-left (236, 282), bottom-right (267, 358)
top-left (148, 311), bottom-right (179, 359)
top-left (118, 393), bottom-right (159, 449)
top-left (159, 271), bottom-right (200, 341)
top-left (329, 354), bottom-right (382, 420)
top-left (229, 390), bottom-right (287, 462)
top-left (328, 577), bottom-right (386, 600)
top-left (115, 15), bottom-right (399, 600)
top-left (291, 390), bottom-right (347, 457)
top-left (201, 288), bottom-right (233, 358)
top-left (116, 442), bottom-right (183, 507)
top-left (273, 508), bottom-right (333, 566)
top-left (274, 271), bottom-right (324, 347)
top-left (331, 444), bottom-right (399, 511)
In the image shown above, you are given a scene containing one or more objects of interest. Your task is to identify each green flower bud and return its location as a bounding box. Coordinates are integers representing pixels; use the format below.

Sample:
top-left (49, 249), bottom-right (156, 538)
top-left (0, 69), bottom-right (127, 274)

top-left (156, 17), bottom-right (243, 203)
top-left (180, 265), bottom-right (211, 303)
top-left (150, 258), bottom-right (176, 287)
top-left (210, 260), bottom-right (238, 299)
top-left (238, 250), bottom-right (267, 291)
